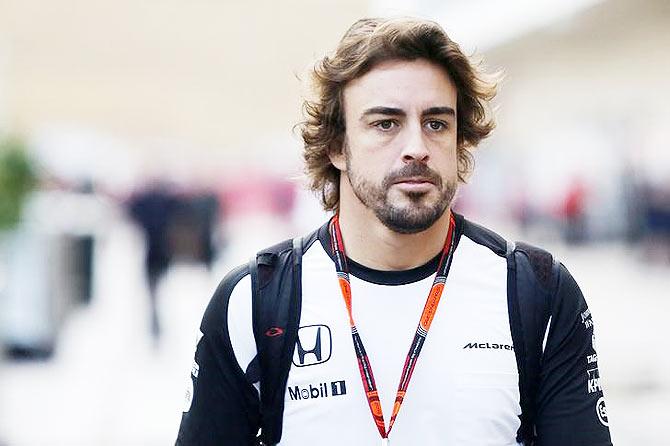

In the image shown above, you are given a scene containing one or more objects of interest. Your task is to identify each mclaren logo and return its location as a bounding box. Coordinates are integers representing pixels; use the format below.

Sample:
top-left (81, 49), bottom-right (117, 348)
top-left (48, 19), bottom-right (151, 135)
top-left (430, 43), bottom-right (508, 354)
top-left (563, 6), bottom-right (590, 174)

top-left (463, 342), bottom-right (514, 351)
top-left (293, 324), bottom-right (332, 367)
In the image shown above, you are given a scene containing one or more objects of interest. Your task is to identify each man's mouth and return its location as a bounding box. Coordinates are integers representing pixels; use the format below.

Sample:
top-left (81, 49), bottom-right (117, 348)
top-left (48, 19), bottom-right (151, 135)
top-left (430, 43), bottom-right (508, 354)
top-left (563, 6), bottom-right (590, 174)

top-left (393, 177), bottom-right (435, 185)
top-left (394, 177), bottom-right (435, 184)
top-left (392, 177), bottom-right (436, 192)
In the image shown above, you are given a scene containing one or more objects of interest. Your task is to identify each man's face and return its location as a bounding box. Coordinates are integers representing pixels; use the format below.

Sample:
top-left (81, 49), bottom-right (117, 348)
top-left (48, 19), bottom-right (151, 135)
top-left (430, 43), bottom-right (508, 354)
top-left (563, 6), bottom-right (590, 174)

top-left (332, 58), bottom-right (459, 234)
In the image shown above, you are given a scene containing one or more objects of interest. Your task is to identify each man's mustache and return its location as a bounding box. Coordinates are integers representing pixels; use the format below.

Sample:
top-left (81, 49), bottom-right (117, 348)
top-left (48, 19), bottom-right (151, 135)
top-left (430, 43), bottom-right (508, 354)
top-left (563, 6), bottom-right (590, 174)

top-left (382, 163), bottom-right (443, 189)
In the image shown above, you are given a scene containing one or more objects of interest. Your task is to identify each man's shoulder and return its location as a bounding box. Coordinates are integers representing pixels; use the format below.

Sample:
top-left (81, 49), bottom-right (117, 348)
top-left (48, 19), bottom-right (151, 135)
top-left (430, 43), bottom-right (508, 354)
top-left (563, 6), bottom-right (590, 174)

top-left (200, 223), bottom-right (325, 333)
top-left (458, 213), bottom-right (557, 261)
top-left (201, 263), bottom-right (251, 334)
top-left (255, 224), bottom-right (324, 259)
top-left (457, 214), bottom-right (561, 289)
top-left (458, 215), bottom-right (591, 322)
top-left (457, 213), bottom-right (509, 258)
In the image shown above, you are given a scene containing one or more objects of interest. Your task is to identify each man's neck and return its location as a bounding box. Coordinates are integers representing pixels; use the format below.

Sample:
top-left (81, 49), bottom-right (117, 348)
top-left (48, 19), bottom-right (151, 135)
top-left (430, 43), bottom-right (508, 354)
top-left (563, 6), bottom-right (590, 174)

top-left (336, 202), bottom-right (452, 272)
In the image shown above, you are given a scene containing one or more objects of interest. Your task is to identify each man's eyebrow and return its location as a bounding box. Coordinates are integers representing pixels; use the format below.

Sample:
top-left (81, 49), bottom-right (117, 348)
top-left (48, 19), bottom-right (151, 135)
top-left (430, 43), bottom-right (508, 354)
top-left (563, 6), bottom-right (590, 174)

top-left (422, 106), bottom-right (455, 117)
top-left (361, 106), bottom-right (406, 119)
top-left (360, 106), bottom-right (456, 119)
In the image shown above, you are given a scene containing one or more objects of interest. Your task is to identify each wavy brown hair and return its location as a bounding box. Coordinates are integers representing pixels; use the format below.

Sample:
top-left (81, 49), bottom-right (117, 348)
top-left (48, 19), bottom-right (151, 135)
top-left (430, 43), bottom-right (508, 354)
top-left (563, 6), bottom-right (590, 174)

top-left (301, 17), bottom-right (499, 211)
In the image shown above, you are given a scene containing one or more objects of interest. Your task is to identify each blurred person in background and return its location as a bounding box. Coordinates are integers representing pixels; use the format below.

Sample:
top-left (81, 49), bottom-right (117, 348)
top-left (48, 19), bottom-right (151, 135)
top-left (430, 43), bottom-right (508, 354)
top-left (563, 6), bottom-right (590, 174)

top-left (562, 176), bottom-right (588, 245)
top-left (128, 182), bottom-right (220, 345)
top-left (641, 182), bottom-right (670, 263)
top-left (129, 182), bottom-right (178, 343)
top-left (176, 17), bottom-right (613, 445)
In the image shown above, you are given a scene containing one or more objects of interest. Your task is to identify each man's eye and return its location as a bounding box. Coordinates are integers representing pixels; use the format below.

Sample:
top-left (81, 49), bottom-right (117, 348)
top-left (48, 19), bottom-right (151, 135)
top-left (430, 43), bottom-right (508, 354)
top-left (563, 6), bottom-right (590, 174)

top-left (425, 120), bottom-right (447, 131)
top-left (374, 120), bottom-right (397, 131)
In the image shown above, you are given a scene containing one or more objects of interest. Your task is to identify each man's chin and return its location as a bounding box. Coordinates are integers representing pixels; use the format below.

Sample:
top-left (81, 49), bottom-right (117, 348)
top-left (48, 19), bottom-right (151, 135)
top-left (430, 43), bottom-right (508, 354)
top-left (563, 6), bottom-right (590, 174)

top-left (375, 203), bottom-right (449, 235)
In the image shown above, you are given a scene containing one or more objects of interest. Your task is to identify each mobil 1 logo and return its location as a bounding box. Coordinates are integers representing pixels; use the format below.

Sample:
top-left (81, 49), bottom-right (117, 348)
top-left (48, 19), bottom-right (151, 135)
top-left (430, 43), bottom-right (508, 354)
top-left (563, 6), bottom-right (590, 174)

top-left (288, 380), bottom-right (347, 401)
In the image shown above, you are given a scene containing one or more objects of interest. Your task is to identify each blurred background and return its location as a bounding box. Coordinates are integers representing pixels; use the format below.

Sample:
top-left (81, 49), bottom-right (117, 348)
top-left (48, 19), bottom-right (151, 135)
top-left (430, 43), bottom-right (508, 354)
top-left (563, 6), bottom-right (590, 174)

top-left (0, 0), bottom-right (668, 444)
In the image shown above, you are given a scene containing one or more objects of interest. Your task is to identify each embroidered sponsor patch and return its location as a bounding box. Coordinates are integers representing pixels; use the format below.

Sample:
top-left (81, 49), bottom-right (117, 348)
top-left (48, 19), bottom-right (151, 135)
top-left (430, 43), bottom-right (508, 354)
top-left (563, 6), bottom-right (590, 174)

top-left (288, 380), bottom-right (348, 401)
top-left (293, 325), bottom-right (332, 367)
top-left (183, 331), bottom-right (203, 413)
top-left (581, 309), bottom-right (594, 329)
top-left (462, 341), bottom-right (514, 350)
top-left (183, 374), bottom-right (194, 412)
top-left (596, 397), bottom-right (608, 426)
top-left (587, 367), bottom-right (602, 394)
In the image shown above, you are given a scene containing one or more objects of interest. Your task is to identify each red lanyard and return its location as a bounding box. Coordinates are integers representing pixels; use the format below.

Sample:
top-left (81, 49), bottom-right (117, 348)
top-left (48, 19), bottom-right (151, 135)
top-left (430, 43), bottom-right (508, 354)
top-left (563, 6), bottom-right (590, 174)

top-left (328, 213), bottom-right (457, 442)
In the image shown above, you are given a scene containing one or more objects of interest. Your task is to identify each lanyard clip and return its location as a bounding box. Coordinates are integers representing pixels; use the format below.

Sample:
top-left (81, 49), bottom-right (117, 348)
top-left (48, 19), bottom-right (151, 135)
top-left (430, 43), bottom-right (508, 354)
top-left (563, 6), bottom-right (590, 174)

top-left (381, 438), bottom-right (390, 446)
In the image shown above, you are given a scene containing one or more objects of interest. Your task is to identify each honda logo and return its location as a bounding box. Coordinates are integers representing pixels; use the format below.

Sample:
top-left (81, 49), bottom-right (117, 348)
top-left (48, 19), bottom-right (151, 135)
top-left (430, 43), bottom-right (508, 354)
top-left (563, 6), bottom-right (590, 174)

top-left (293, 324), bottom-right (332, 367)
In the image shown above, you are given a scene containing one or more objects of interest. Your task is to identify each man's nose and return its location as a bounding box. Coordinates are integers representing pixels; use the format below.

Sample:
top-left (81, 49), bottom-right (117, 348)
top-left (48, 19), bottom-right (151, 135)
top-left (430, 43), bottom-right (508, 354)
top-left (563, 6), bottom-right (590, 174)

top-left (400, 124), bottom-right (430, 163)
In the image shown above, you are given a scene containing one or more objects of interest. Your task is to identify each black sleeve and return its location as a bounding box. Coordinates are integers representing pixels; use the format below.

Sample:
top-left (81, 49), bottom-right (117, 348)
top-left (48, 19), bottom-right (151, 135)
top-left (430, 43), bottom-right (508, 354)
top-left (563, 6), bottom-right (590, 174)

top-left (535, 263), bottom-right (613, 446)
top-left (175, 266), bottom-right (261, 446)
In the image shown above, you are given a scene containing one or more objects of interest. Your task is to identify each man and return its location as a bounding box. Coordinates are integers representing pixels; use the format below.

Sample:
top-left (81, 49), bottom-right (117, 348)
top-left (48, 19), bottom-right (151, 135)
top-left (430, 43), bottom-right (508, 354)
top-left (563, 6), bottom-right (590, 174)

top-left (176, 17), bottom-right (613, 445)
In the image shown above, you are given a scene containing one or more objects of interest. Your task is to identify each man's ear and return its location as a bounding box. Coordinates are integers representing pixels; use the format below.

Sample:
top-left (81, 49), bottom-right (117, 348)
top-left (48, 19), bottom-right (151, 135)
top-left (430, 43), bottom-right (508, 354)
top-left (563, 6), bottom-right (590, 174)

top-left (328, 139), bottom-right (347, 171)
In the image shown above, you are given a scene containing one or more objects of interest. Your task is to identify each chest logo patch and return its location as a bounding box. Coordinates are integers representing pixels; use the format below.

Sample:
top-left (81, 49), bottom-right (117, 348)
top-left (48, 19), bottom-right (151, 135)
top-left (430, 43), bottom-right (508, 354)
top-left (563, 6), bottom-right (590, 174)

top-left (293, 324), bottom-right (332, 367)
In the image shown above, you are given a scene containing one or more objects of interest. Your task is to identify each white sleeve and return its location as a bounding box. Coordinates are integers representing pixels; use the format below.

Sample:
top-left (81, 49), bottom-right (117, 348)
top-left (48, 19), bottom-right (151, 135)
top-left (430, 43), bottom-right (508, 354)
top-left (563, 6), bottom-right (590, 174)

top-left (226, 275), bottom-right (257, 373)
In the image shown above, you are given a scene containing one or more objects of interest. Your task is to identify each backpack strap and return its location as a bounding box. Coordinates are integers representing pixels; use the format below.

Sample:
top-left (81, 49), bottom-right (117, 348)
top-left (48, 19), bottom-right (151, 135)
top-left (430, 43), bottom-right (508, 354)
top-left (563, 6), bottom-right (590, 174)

top-left (507, 240), bottom-right (559, 445)
top-left (250, 234), bottom-right (310, 445)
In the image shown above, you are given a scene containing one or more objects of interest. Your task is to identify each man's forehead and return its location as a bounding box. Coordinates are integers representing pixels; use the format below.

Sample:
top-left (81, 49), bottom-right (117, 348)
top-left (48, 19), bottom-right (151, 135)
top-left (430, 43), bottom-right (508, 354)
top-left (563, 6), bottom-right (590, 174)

top-left (343, 59), bottom-right (458, 113)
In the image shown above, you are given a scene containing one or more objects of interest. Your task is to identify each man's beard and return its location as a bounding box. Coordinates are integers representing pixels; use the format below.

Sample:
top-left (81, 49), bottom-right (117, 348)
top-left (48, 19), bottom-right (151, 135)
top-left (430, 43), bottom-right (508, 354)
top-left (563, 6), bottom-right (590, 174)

top-left (345, 157), bottom-right (457, 235)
